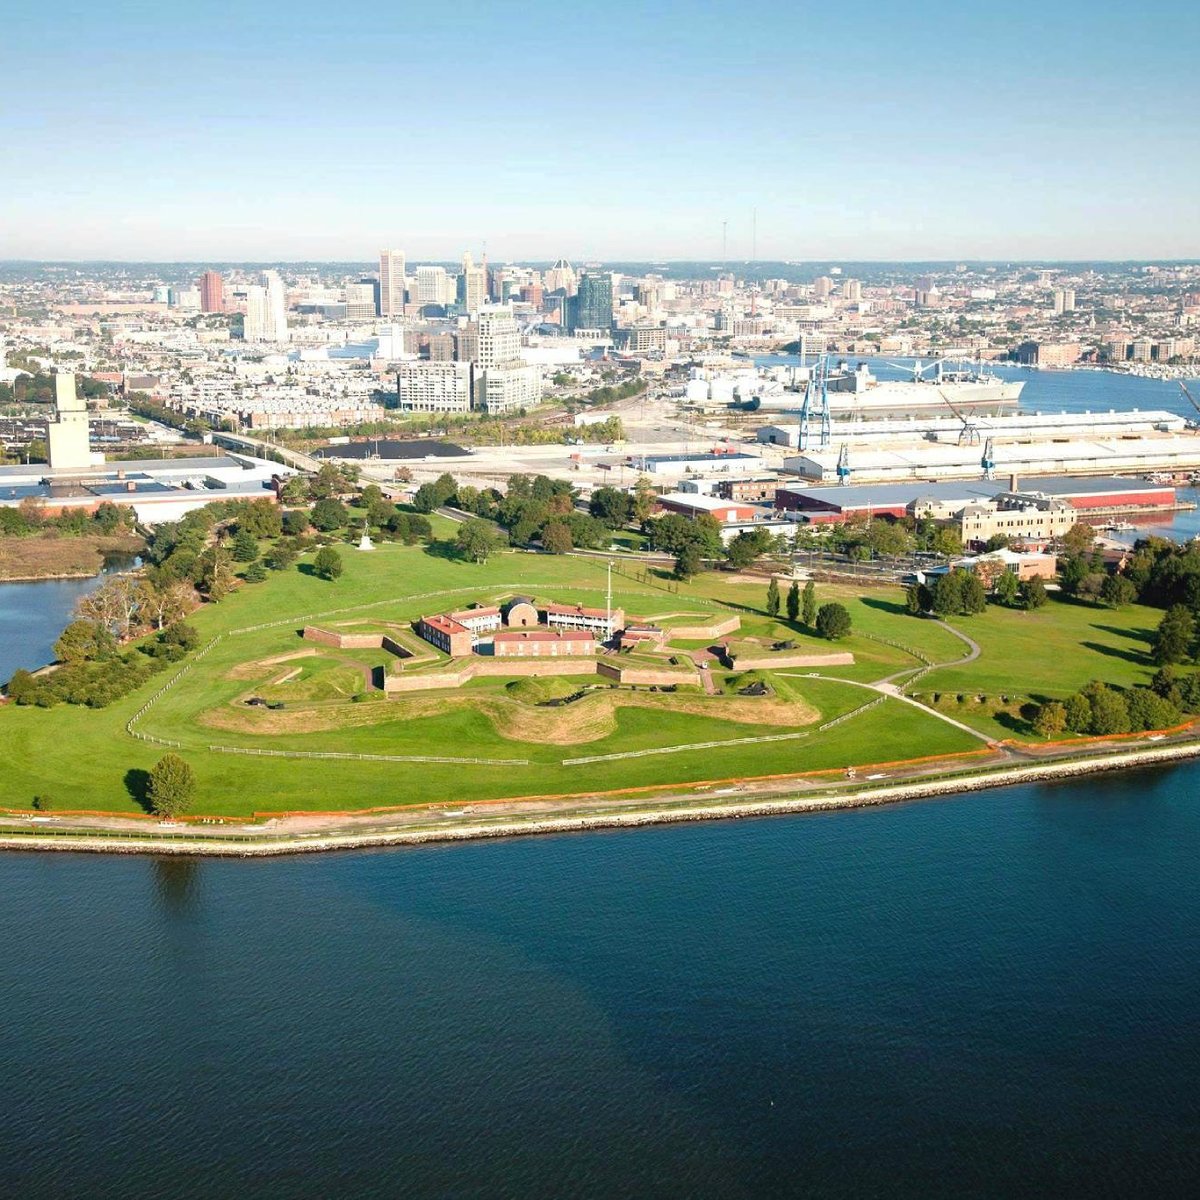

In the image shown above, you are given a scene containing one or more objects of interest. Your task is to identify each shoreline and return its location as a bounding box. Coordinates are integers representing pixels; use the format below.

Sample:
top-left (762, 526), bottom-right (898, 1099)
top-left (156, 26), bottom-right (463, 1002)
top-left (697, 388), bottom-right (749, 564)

top-left (3, 737), bottom-right (1198, 858)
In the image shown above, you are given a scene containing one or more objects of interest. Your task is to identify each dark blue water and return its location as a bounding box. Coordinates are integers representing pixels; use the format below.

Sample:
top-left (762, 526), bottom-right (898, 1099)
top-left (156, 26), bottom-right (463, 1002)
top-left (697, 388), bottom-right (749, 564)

top-left (5, 767), bottom-right (1200, 1197)
top-left (757, 353), bottom-right (1200, 419)
top-left (0, 575), bottom-right (107, 681)
top-left (0, 556), bottom-right (140, 680)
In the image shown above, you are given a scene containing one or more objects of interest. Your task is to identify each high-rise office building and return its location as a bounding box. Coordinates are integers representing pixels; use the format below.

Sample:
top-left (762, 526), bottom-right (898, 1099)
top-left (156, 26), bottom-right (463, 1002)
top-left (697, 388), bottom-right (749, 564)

top-left (345, 281), bottom-right (377, 321)
top-left (415, 266), bottom-right (453, 307)
top-left (567, 271), bottom-right (614, 333)
top-left (199, 270), bottom-right (226, 313)
top-left (379, 249), bottom-right (406, 317)
top-left (544, 258), bottom-right (577, 296)
top-left (458, 252), bottom-right (488, 314)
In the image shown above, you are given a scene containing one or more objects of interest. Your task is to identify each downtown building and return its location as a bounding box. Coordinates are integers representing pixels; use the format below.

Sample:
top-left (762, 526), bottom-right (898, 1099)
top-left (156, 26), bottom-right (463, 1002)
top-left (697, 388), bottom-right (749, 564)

top-left (199, 270), bottom-right (225, 313)
top-left (567, 271), bottom-right (614, 334)
top-left (244, 270), bottom-right (289, 342)
top-left (379, 249), bottom-right (406, 317)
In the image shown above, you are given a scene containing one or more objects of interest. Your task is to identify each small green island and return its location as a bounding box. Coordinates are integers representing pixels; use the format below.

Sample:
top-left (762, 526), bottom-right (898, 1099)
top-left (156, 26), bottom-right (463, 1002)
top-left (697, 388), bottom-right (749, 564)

top-left (3, 471), bottom-right (1199, 852)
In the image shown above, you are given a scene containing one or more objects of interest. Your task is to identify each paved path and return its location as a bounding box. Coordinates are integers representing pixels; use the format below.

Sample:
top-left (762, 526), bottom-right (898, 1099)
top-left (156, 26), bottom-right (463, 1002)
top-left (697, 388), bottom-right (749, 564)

top-left (930, 619), bottom-right (982, 666)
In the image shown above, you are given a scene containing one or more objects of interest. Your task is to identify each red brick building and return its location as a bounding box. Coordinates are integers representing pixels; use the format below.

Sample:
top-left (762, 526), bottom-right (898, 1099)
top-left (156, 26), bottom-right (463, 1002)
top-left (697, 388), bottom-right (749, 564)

top-left (493, 629), bottom-right (597, 658)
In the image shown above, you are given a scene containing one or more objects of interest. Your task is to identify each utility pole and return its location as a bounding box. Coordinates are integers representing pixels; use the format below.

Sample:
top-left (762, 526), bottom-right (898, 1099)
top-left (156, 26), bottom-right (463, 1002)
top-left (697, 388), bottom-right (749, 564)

top-left (606, 558), bottom-right (613, 638)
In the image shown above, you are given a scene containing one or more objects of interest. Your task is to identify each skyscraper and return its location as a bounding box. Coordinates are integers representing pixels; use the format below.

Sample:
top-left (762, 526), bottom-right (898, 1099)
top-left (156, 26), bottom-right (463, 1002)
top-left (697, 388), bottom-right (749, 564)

top-left (245, 271), bottom-right (289, 341)
top-left (458, 251), bottom-right (487, 314)
top-left (379, 249), bottom-right (406, 317)
top-left (544, 258), bottom-right (577, 296)
top-left (567, 271), bottom-right (613, 333)
top-left (199, 270), bottom-right (225, 313)
top-left (263, 270), bottom-right (288, 340)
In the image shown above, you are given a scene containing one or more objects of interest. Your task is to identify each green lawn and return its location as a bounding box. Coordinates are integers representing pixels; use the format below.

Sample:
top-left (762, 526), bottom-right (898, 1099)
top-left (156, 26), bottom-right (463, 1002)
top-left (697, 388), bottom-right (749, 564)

top-left (0, 544), bottom-right (985, 816)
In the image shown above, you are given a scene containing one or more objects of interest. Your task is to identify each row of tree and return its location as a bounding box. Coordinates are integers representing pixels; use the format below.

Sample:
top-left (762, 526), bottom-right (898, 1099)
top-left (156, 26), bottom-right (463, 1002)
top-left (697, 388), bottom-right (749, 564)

top-left (6, 621), bottom-right (200, 708)
top-left (1033, 673), bottom-right (1193, 739)
top-left (0, 498), bottom-right (137, 539)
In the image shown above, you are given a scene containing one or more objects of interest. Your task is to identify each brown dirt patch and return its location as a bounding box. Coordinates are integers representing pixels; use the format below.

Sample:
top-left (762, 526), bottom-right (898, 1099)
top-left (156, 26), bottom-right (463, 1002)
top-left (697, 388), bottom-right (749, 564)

top-left (0, 533), bottom-right (144, 581)
top-left (227, 649), bottom-right (318, 680)
top-left (197, 686), bottom-right (819, 745)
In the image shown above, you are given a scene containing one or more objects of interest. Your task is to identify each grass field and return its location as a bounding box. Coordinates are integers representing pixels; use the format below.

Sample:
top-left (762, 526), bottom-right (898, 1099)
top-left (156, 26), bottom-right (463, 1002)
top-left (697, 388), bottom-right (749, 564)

top-left (0, 541), bottom-right (1167, 815)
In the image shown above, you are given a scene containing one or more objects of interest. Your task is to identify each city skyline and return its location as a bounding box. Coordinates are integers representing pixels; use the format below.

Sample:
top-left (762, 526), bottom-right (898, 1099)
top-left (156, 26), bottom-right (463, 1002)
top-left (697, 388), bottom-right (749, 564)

top-left (5, 1), bottom-right (1199, 262)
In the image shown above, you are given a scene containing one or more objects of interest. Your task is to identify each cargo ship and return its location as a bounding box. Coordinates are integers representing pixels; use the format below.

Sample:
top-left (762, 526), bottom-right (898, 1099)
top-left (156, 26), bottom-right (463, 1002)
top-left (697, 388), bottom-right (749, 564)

top-left (745, 360), bottom-right (1024, 417)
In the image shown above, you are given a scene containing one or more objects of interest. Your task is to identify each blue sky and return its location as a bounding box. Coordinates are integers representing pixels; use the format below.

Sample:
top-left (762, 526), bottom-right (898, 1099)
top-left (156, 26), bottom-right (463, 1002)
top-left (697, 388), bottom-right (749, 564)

top-left (3, 0), bottom-right (1197, 260)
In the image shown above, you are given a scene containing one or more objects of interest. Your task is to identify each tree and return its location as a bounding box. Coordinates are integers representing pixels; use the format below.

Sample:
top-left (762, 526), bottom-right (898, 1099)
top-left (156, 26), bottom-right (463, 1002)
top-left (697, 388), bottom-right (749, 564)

top-left (815, 602), bottom-right (852, 640)
top-left (54, 620), bottom-right (116, 664)
top-left (5, 668), bottom-right (41, 705)
top-left (1063, 692), bottom-right (1092, 733)
top-left (1100, 574), bottom-right (1137, 608)
top-left (1033, 701), bottom-right (1068, 739)
top-left (992, 569), bottom-right (1020, 607)
top-left (1059, 553), bottom-right (1090, 596)
top-left (194, 546), bottom-right (236, 601)
top-left (674, 545), bottom-right (702, 580)
top-left (1019, 577), bottom-right (1048, 610)
top-left (312, 546), bottom-right (344, 580)
top-left (766, 577), bottom-right (781, 618)
top-left (931, 526), bottom-right (962, 558)
top-left (1082, 682), bottom-right (1130, 735)
top-left (541, 521), bottom-right (573, 555)
top-left (1060, 522), bottom-right (1095, 557)
top-left (264, 542), bottom-right (298, 571)
top-left (786, 581), bottom-right (800, 623)
top-left (590, 486), bottom-right (635, 529)
top-left (412, 483), bottom-right (440, 513)
top-left (932, 570), bottom-right (965, 616)
top-left (904, 583), bottom-right (925, 615)
top-left (802, 580), bottom-right (817, 628)
top-left (1125, 687), bottom-right (1180, 733)
top-left (230, 528), bottom-right (259, 562)
top-left (1153, 604), bottom-right (1195, 666)
top-left (148, 753), bottom-right (196, 817)
top-left (236, 498), bottom-right (283, 538)
top-left (456, 518), bottom-right (503, 564)
top-left (724, 527), bottom-right (774, 570)
top-left (281, 509), bottom-right (310, 536)
top-left (867, 520), bottom-right (913, 559)
top-left (359, 484), bottom-right (383, 511)
top-left (311, 498), bottom-right (348, 532)
top-left (959, 573), bottom-right (987, 615)
top-left (632, 475), bottom-right (656, 527)
top-left (244, 560), bottom-right (268, 583)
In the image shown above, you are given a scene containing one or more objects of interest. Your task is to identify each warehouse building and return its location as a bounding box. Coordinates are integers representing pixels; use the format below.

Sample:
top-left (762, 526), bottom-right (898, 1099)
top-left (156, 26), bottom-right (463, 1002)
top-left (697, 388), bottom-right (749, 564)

top-left (776, 476), bottom-right (1178, 524)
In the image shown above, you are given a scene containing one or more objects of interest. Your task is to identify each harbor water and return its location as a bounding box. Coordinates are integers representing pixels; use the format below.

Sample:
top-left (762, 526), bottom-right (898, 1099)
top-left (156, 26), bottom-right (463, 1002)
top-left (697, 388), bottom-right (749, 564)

top-left (4, 767), bottom-right (1200, 1197)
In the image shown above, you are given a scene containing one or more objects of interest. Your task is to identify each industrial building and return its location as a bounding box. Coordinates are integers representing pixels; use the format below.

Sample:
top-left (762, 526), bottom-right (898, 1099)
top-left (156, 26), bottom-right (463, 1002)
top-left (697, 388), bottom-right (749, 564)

top-left (633, 451), bottom-right (762, 478)
top-left (775, 476), bottom-right (1179, 525)
top-left (756, 409), bottom-right (1188, 450)
top-left (784, 433), bottom-right (1200, 484)
top-left (655, 493), bottom-right (760, 523)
